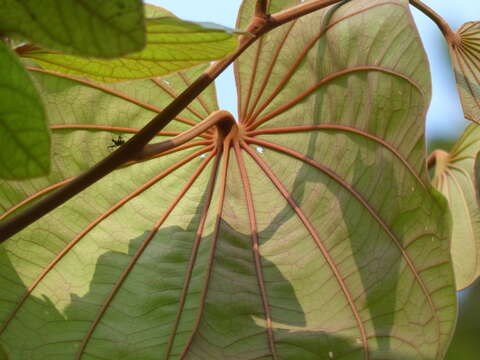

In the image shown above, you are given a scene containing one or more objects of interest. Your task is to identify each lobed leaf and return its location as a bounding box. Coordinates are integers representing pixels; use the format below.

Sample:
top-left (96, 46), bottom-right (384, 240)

top-left (432, 124), bottom-right (480, 290)
top-left (19, 7), bottom-right (240, 83)
top-left (449, 21), bottom-right (480, 124)
top-left (0, 0), bottom-right (456, 359)
top-left (0, 0), bottom-right (145, 58)
top-left (0, 41), bottom-right (50, 179)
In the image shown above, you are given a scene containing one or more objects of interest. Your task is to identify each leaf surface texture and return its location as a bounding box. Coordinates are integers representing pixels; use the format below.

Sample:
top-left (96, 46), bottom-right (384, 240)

top-left (0, 41), bottom-right (49, 179)
top-left (0, 0), bottom-right (145, 57)
top-left (449, 21), bottom-right (480, 123)
top-left (0, 0), bottom-right (456, 359)
top-left (432, 124), bottom-right (480, 290)
top-left (19, 5), bottom-right (240, 82)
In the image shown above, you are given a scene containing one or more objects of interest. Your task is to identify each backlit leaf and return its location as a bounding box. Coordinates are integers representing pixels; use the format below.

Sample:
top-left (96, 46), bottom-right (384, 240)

top-left (0, 343), bottom-right (8, 359)
top-left (0, 0), bottom-right (145, 58)
top-left (449, 21), bottom-right (480, 124)
top-left (19, 6), bottom-right (240, 82)
top-left (0, 41), bottom-right (49, 179)
top-left (0, 0), bottom-right (456, 359)
top-left (432, 124), bottom-right (480, 290)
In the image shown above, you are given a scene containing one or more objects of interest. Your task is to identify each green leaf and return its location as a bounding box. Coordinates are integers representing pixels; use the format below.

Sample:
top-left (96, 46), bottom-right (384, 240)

top-left (0, 0), bottom-right (456, 359)
top-left (449, 21), bottom-right (480, 124)
top-left (19, 12), bottom-right (240, 82)
top-left (0, 0), bottom-right (145, 58)
top-left (0, 343), bottom-right (8, 360)
top-left (432, 124), bottom-right (480, 290)
top-left (0, 41), bottom-right (50, 179)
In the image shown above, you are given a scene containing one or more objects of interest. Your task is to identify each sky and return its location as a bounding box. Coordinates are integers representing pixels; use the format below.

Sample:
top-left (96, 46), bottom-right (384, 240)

top-left (150, 0), bottom-right (478, 140)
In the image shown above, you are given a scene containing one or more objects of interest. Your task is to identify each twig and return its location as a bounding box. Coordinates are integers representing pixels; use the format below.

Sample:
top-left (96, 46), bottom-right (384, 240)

top-left (135, 110), bottom-right (235, 160)
top-left (255, 0), bottom-right (269, 18)
top-left (409, 0), bottom-right (456, 43)
top-left (271, 0), bottom-right (346, 25)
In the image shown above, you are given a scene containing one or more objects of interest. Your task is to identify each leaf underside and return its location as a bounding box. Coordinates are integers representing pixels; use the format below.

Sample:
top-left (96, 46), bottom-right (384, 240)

top-left (0, 0), bottom-right (456, 359)
top-left (450, 21), bottom-right (480, 124)
top-left (0, 41), bottom-right (50, 179)
top-left (19, 5), bottom-right (240, 83)
top-left (432, 124), bottom-right (480, 290)
top-left (0, 0), bottom-right (145, 58)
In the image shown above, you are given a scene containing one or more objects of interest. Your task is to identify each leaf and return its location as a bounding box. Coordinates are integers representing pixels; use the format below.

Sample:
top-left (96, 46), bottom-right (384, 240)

top-left (449, 21), bottom-right (480, 124)
top-left (431, 124), bottom-right (480, 290)
top-left (0, 343), bottom-right (8, 360)
top-left (19, 6), bottom-right (240, 82)
top-left (0, 0), bottom-right (145, 58)
top-left (0, 41), bottom-right (50, 179)
top-left (0, 0), bottom-right (456, 359)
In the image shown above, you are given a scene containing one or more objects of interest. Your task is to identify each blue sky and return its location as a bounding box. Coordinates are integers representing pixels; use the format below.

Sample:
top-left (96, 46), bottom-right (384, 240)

top-left (150, 0), bottom-right (478, 140)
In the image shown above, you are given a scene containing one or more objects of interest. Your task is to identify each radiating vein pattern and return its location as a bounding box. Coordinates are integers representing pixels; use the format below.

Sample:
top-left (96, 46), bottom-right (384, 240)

top-left (232, 0), bottom-right (454, 359)
top-left (450, 21), bottom-right (480, 123)
top-left (0, 1), bottom-right (456, 359)
top-left (0, 63), bottom-right (221, 358)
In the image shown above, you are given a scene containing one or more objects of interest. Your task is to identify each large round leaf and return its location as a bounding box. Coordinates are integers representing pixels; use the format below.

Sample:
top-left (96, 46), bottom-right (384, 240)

top-left (432, 123), bottom-right (480, 290)
top-left (0, 0), bottom-right (456, 359)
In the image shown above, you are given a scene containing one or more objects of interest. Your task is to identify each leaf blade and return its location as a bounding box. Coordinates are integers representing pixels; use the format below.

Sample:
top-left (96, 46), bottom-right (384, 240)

top-left (450, 21), bottom-right (480, 123)
top-left (234, 0), bottom-right (455, 358)
top-left (20, 17), bottom-right (240, 82)
top-left (0, 41), bottom-right (50, 179)
top-left (0, 0), bottom-right (145, 58)
top-left (432, 124), bottom-right (480, 290)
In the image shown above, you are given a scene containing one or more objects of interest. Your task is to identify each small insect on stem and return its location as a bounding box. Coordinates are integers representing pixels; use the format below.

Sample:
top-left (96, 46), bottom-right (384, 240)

top-left (108, 135), bottom-right (126, 149)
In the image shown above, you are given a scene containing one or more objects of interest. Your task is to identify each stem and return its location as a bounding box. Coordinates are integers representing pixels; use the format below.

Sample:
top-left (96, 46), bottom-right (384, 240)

top-left (271, 0), bottom-right (347, 25)
top-left (14, 43), bottom-right (39, 55)
top-left (135, 110), bottom-right (235, 160)
top-left (409, 0), bottom-right (455, 42)
top-left (255, 0), bottom-right (269, 18)
top-left (427, 149), bottom-right (451, 172)
top-left (428, 150), bottom-right (451, 182)
top-left (427, 151), bottom-right (437, 170)
top-left (0, 0), bottom-right (344, 241)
